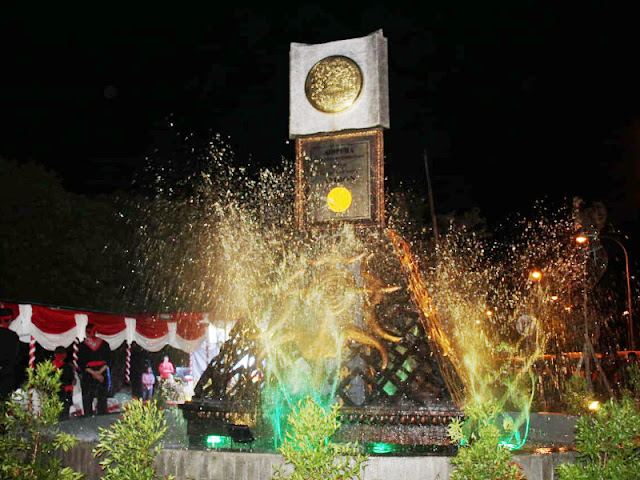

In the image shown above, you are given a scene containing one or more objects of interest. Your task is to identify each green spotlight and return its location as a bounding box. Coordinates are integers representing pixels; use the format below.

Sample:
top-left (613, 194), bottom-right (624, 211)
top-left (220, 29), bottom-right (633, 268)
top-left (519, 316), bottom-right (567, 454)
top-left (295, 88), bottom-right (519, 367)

top-left (369, 442), bottom-right (396, 454)
top-left (206, 435), bottom-right (230, 448)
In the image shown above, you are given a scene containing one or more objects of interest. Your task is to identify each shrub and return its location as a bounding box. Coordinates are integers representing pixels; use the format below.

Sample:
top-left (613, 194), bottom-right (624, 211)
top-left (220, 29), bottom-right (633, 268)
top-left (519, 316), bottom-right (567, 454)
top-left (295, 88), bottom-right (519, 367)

top-left (93, 398), bottom-right (174, 480)
top-left (564, 374), bottom-right (594, 415)
top-left (556, 396), bottom-right (640, 480)
top-left (624, 363), bottom-right (640, 397)
top-left (272, 396), bottom-right (368, 480)
top-left (0, 360), bottom-right (83, 480)
top-left (448, 399), bottom-right (527, 480)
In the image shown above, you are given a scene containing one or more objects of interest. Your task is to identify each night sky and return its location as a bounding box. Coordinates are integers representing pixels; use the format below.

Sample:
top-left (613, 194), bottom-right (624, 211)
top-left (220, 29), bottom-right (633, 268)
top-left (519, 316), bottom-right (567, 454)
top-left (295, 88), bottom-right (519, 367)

top-left (1, 5), bottom-right (639, 232)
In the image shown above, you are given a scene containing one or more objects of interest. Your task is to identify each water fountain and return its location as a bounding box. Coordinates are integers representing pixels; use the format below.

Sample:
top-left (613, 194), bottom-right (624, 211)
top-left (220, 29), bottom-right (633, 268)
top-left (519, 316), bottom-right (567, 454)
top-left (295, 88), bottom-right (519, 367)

top-left (177, 186), bottom-right (585, 452)
top-left (154, 165), bottom-right (580, 480)
top-left (56, 135), bottom-right (583, 478)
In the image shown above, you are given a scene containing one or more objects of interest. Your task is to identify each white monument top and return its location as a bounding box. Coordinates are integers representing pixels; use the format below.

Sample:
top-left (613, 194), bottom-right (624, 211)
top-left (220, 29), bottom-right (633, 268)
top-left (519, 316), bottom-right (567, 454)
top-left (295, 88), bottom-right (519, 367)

top-left (289, 29), bottom-right (389, 138)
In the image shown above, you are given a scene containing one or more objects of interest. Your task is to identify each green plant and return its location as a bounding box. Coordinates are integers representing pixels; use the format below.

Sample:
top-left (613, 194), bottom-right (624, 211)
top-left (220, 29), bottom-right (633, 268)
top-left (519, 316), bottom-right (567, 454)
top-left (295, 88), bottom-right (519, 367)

top-left (565, 374), bottom-right (594, 415)
top-left (448, 399), bottom-right (526, 480)
top-left (0, 360), bottom-right (83, 479)
top-left (272, 396), bottom-right (368, 480)
top-left (625, 363), bottom-right (640, 397)
top-left (93, 398), bottom-right (174, 480)
top-left (556, 396), bottom-right (640, 480)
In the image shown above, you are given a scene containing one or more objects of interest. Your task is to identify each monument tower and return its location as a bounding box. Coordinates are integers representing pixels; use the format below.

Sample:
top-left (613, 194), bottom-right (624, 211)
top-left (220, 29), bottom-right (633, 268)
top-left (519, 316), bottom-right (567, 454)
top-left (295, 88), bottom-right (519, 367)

top-left (185, 31), bottom-right (460, 447)
top-left (289, 30), bottom-right (389, 228)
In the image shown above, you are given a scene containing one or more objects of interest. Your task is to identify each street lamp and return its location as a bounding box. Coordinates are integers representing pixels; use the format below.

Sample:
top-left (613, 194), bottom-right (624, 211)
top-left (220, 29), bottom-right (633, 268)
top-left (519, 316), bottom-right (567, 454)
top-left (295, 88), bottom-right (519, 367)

top-left (575, 235), bottom-right (589, 244)
top-left (575, 233), bottom-right (634, 350)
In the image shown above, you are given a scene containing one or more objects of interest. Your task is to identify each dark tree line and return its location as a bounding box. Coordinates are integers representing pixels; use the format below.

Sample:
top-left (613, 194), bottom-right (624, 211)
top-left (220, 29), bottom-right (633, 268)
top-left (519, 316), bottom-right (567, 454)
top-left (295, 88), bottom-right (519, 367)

top-left (0, 157), bottom-right (136, 312)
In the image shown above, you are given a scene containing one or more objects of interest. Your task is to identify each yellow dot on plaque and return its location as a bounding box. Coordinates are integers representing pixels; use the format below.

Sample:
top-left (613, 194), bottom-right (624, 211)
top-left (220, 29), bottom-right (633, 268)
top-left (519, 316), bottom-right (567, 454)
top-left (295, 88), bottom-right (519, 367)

top-left (327, 186), bottom-right (352, 213)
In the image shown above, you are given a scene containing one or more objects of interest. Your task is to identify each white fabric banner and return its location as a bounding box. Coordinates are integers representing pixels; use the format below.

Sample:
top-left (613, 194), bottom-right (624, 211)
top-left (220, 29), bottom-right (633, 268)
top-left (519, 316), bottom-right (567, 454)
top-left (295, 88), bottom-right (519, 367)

top-left (8, 303), bottom-right (207, 353)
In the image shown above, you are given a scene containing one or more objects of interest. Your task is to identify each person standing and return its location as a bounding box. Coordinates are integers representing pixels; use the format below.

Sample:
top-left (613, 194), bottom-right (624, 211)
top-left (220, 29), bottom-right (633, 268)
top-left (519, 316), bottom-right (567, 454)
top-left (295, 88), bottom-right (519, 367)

top-left (52, 346), bottom-right (75, 420)
top-left (158, 354), bottom-right (175, 382)
top-left (0, 314), bottom-right (20, 401)
top-left (141, 365), bottom-right (156, 401)
top-left (77, 323), bottom-right (111, 416)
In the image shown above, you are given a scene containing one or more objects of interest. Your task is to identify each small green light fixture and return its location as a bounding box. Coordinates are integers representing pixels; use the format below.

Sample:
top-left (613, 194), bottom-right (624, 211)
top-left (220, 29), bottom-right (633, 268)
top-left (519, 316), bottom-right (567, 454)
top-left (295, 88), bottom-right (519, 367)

top-left (206, 435), bottom-right (230, 447)
top-left (369, 442), bottom-right (396, 454)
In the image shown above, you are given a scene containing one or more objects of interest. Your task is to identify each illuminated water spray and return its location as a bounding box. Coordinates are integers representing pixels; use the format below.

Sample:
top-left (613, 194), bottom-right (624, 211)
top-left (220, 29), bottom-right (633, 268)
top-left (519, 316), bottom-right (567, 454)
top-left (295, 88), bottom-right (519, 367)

top-left (215, 207), bottom-right (405, 443)
top-left (130, 126), bottom-right (585, 449)
top-left (387, 206), bottom-right (586, 448)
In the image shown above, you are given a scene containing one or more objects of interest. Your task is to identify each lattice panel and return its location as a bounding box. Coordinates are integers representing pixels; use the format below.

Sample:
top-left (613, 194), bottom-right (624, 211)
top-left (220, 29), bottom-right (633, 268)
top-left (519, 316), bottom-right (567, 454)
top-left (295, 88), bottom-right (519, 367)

top-left (336, 305), bottom-right (450, 408)
top-left (194, 319), bottom-right (264, 406)
top-left (194, 306), bottom-right (455, 411)
top-left (193, 243), bottom-right (460, 413)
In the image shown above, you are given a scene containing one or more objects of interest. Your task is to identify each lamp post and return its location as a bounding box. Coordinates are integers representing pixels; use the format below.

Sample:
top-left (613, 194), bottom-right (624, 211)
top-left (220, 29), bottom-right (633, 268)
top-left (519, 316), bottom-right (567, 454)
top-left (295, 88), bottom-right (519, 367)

top-left (575, 234), bottom-right (634, 351)
top-left (571, 237), bottom-right (614, 395)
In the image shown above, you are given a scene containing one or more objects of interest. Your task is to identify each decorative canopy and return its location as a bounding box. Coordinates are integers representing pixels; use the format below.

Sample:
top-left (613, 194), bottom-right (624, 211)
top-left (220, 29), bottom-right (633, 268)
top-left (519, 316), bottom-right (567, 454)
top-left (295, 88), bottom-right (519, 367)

top-left (1, 302), bottom-right (211, 353)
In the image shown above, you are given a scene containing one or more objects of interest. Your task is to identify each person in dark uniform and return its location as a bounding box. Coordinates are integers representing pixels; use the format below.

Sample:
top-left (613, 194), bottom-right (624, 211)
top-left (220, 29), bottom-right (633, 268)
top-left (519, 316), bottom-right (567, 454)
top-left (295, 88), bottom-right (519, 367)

top-left (77, 323), bottom-right (111, 416)
top-left (0, 313), bottom-right (20, 401)
top-left (52, 346), bottom-right (75, 419)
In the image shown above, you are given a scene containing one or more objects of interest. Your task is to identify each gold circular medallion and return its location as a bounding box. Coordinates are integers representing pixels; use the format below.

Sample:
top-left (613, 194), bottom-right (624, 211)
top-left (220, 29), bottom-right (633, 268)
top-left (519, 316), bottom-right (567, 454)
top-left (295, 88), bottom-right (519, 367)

top-left (305, 56), bottom-right (363, 113)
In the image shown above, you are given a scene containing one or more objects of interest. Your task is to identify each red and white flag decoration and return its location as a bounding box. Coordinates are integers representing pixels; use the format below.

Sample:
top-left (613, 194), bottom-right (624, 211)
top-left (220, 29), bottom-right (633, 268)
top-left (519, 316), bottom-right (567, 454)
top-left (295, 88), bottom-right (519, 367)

top-left (1, 302), bottom-right (221, 353)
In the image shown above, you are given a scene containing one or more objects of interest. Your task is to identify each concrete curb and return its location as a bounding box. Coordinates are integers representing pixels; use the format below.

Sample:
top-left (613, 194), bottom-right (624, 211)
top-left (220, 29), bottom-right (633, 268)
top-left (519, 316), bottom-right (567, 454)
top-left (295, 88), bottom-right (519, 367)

top-left (60, 442), bottom-right (576, 480)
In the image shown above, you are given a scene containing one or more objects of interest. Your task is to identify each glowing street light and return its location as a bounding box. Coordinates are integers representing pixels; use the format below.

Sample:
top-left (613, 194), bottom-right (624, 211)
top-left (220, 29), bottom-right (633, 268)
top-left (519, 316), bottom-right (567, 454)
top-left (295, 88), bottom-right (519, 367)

top-left (530, 270), bottom-right (543, 281)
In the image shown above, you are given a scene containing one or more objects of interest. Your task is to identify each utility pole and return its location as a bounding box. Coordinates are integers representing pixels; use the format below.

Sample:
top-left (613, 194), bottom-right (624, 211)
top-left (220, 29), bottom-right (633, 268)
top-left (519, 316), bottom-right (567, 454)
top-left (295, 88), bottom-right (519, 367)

top-left (423, 151), bottom-right (439, 243)
top-left (574, 255), bottom-right (614, 397)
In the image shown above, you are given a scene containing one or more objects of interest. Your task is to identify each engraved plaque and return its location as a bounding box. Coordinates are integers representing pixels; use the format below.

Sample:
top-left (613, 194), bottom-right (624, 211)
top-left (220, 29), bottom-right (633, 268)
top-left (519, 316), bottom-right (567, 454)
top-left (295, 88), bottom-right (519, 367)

top-left (296, 129), bottom-right (384, 228)
top-left (304, 56), bottom-right (363, 113)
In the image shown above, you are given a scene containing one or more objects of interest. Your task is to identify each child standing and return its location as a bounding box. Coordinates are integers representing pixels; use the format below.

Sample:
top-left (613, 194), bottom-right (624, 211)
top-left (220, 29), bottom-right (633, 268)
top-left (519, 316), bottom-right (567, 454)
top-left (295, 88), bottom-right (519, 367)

top-left (141, 365), bottom-right (156, 401)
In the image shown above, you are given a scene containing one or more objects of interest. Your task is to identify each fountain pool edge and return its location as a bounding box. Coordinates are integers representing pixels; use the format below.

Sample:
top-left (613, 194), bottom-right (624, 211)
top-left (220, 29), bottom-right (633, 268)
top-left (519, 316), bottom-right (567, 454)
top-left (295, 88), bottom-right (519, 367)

top-left (59, 441), bottom-right (576, 480)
